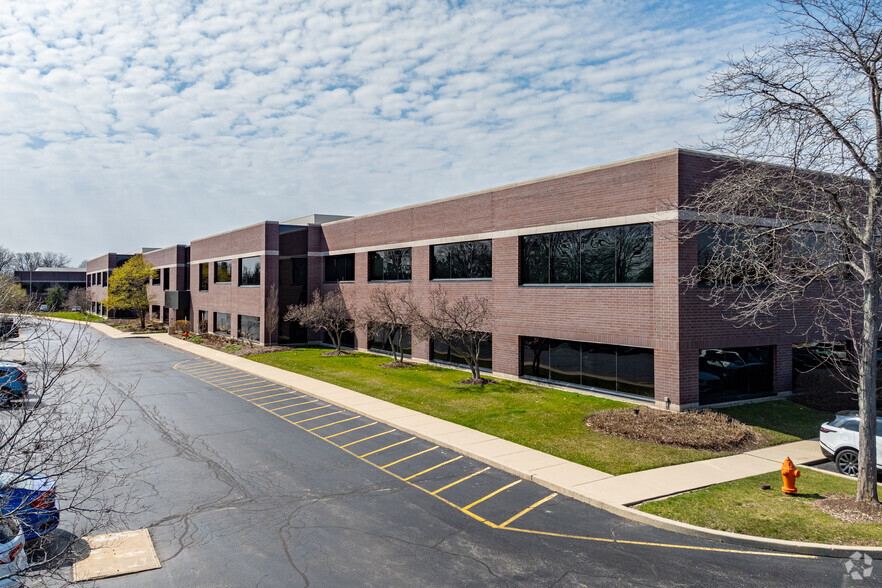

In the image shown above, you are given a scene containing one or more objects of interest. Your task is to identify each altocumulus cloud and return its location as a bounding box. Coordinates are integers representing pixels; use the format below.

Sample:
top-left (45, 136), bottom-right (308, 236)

top-left (0, 0), bottom-right (770, 261)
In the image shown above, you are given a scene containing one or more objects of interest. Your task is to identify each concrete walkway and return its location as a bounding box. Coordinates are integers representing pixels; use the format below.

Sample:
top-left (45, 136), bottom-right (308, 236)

top-left (146, 333), bottom-right (825, 508)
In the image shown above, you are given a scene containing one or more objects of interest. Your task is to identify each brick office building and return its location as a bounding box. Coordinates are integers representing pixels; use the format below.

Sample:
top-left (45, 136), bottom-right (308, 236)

top-left (86, 149), bottom-right (823, 410)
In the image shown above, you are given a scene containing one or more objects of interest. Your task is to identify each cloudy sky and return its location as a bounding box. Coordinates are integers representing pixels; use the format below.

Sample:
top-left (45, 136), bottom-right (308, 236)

top-left (0, 0), bottom-right (771, 265)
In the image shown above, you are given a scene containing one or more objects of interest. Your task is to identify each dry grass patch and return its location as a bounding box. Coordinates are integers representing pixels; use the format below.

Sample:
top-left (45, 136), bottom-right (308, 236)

top-left (584, 408), bottom-right (760, 452)
top-left (814, 494), bottom-right (882, 524)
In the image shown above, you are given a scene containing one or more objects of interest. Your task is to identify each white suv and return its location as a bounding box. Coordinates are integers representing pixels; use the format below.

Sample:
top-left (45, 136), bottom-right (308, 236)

top-left (0, 518), bottom-right (26, 587)
top-left (819, 411), bottom-right (882, 476)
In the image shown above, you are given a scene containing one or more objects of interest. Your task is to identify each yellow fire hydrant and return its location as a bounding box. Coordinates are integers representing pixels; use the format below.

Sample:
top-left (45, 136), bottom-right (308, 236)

top-left (781, 457), bottom-right (800, 495)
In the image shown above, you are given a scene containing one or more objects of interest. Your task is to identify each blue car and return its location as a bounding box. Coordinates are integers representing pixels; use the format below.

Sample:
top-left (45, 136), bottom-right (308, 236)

top-left (0, 473), bottom-right (59, 541)
top-left (0, 363), bottom-right (27, 407)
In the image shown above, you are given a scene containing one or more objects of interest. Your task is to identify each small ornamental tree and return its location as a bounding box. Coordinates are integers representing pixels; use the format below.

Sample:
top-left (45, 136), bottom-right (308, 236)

top-left (67, 286), bottom-right (92, 314)
top-left (284, 289), bottom-right (354, 355)
top-left (359, 285), bottom-right (415, 365)
top-left (265, 283), bottom-right (280, 345)
top-left (103, 255), bottom-right (155, 328)
top-left (411, 288), bottom-right (495, 384)
top-left (45, 285), bottom-right (66, 311)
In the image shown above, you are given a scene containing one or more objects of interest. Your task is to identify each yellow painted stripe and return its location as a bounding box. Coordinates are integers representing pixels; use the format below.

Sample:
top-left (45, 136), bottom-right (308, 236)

top-left (430, 467), bottom-right (490, 496)
top-left (270, 399), bottom-right (318, 411)
top-left (186, 366), bottom-right (234, 376)
top-left (292, 410), bottom-right (343, 425)
top-left (206, 374), bottom-right (255, 383)
top-left (498, 493), bottom-right (558, 528)
top-left (403, 456), bottom-right (463, 481)
top-left (281, 405), bottom-right (330, 418)
top-left (358, 437), bottom-right (416, 458)
top-left (258, 395), bottom-right (305, 407)
top-left (250, 391), bottom-right (293, 402)
top-left (463, 480), bottom-right (522, 511)
top-left (172, 362), bottom-right (816, 560)
top-left (500, 526), bottom-right (816, 558)
top-left (228, 381), bottom-right (276, 391)
top-left (323, 422), bottom-right (377, 439)
top-left (308, 416), bottom-right (360, 432)
top-left (340, 429), bottom-right (394, 448)
top-left (237, 385), bottom-right (283, 396)
top-left (380, 446), bottom-right (438, 469)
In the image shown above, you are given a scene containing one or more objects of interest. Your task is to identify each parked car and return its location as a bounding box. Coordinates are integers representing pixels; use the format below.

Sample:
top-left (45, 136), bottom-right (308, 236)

top-left (0, 518), bottom-right (26, 587)
top-left (819, 411), bottom-right (882, 476)
top-left (37, 305), bottom-right (47, 312)
top-left (0, 364), bottom-right (27, 408)
top-left (0, 473), bottom-right (59, 542)
top-left (70, 306), bottom-right (81, 312)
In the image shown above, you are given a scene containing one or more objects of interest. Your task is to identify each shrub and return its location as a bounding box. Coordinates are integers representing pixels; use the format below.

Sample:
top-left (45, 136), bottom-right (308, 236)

top-left (169, 320), bottom-right (191, 335)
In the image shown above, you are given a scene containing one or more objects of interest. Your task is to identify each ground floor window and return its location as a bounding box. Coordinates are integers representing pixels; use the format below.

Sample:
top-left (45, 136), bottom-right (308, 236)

top-left (213, 312), bottom-right (231, 337)
top-left (198, 310), bottom-right (207, 333)
top-left (430, 334), bottom-right (492, 371)
top-left (699, 346), bottom-right (773, 405)
top-left (368, 326), bottom-right (412, 357)
top-left (238, 315), bottom-right (260, 342)
top-left (323, 330), bottom-right (355, 348)
top-left (521, 337), bottom-right (654, 398)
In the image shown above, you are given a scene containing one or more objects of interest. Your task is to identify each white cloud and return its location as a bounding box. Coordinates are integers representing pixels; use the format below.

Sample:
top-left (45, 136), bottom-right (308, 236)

top-left (0, 0), bottom-right (771, 262)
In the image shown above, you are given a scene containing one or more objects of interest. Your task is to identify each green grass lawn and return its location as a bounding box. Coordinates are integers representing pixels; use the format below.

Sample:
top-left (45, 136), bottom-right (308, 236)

top-left (37, 311), bottom-right (106, 322)
top-left (720, 400), bottom-right (832, 445)
top-left (247, 347), bottom-right (820, 475)
top-left (638, 469), bottom-right (882, 546)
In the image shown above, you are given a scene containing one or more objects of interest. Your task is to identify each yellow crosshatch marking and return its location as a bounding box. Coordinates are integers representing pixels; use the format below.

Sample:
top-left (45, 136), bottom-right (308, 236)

top-left (403, 456), bottom-right (462, 481)
top-left (172, 358), bottom-right (816, 560)
top-left (308, 416), bottom-right (360, 432)
top-left (380, 446), bottom-right (438, 469)
top-left (259, 395), bottom-right (306, 407)
top-left (281, 405), bottom-right (331, 418)
top-left (206, 374), bottom-right (255, 383)
top-left (323, 422), bottom-right (377, 439)
top-left (271, 399), bottom-right (318, 411)
top-left (251, 391), bottom-right (292, 402)
top-left (237, 386), bottom-right (283, 396)
top-left (292, 410), bottom-right (343, 425)
top-left (358, 437), bottom-right (416, 458)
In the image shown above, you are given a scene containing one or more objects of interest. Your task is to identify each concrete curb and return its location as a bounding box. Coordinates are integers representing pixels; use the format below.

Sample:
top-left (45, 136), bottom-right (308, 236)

top-left (135, 332), bottom-right (882, 557)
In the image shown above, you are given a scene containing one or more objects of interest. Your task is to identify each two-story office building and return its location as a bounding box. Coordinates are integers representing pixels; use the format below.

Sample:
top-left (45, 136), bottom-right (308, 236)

top-left (87, 149), bottom-right (824, 410)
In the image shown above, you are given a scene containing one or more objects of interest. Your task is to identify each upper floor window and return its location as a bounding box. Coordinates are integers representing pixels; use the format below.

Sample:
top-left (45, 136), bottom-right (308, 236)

top-left (368, 248), bottom-right (411, 281)
top-left (697, 225), bottom-right (776, 285)
top-left (431, 240), bottom-right (492, 280)
top-left (324, 254), bottom-right (355, 282)
top-left (214, 260), bottom-right (232, 283)
top-left (199, 263), bottom-right (209, 291)
top-left (520, 223), bottom-right (653, 285)
top-left (239, 256), bottom-right (261, 286)
top-left (163, 267), bottom-right (170, 291)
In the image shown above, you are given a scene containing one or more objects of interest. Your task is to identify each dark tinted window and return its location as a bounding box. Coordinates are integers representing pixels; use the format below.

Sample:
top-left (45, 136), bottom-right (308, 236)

top-left (238, 315), bottom-right (260, 341)
top-left (163, 267), bottom-right (170, 290)
top-left (520, 337), bottom-right (654, 398)
top-left (430, 334), bottom-right (492, 370)
top-left (520, 223), bottom-right (652, 285)
top-left (239, 257), bottom-right (260, 286)
top-left (214, 260), bottom-right (232, 283)
top-left (368, 248), bottom-right (411, 281)
top-left (322, 330), bottom-right (355, 348)
top-left (199, 263), bottom-right (209, 291)
top-left (699, 346), bottom-right (773, 405)
top-left (697, 226), bottom-right (774, 285)
top-left (214, 312), bottom-right (231, 336)
top-left (324, 254), bottom-right (355, 282)
top-left (431, 240), bottom-right (492, 280)
top-left (292, 258), bottom-right (307, 285)
top-left (368, 326), bottom-right (412, 356)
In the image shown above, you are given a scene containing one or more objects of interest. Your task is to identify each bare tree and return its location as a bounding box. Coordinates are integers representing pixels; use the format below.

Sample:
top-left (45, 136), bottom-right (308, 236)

top-left (66, 287), bottom-right (92, 314)
top-left (359, 285), bottom-right (415, 365)
top-left (265, 284), bottom-right (280, 346)
top-left (0, 247), bottom-right (14, 276)
top-left (410, 288), bottom-right (494, 384)
top-left (11, 252), bottom-right (71, 272)
top-left (0, 277), bottom-right (135, 584)
top-left (284, 289), bottom-right (354, 355)
top-left (690, 0), bottom-right (882, 503)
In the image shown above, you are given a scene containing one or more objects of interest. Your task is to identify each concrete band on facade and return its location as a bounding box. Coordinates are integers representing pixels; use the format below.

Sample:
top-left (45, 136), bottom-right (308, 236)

top-left (86, 148), bottom-right (823, 410)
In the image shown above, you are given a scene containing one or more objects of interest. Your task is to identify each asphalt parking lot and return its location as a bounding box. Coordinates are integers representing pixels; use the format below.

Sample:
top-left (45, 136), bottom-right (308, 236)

top-left (23, 325), bottom-right (873, 586)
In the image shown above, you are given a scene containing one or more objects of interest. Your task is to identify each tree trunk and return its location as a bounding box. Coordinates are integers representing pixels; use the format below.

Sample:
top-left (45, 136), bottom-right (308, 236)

top-left (857, 279), bottom-right (880, 502)
top-left (139, 310), bottom-right (145, 329)
top-left (387, 330), bottom-right (398, 363)
top-left (331, 331), bottom-right (341, 352)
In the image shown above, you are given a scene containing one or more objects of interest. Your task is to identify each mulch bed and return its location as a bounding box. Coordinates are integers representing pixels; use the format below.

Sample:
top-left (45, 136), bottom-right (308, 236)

top-left (458, 377), bottom-right (497, 385)
top-left (814, 494), bottom-right (882, 524)
top-left (380, 361), bottom-right (415, 368)
top-left (584, 408), bottom-right (760, 452)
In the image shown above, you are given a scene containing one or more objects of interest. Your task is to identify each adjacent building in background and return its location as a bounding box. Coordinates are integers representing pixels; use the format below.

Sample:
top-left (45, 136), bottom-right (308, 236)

top-left (14, 268), bottom-right (86, 300)
top-left (85, 149), bottom-right (822, 410)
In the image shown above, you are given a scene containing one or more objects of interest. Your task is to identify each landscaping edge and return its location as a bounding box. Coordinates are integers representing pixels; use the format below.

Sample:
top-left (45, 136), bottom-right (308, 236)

top-left (56, 318), bottom-right (879, 558)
